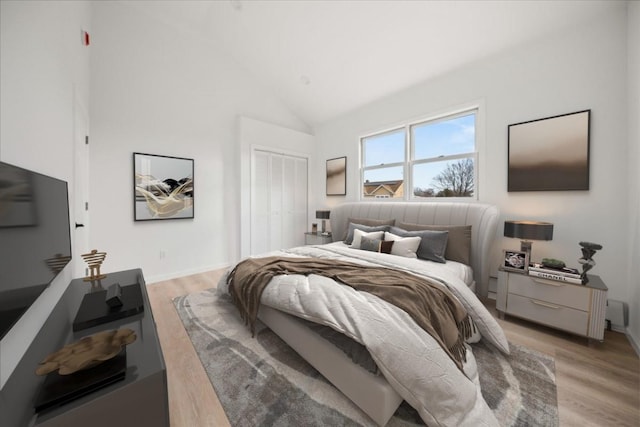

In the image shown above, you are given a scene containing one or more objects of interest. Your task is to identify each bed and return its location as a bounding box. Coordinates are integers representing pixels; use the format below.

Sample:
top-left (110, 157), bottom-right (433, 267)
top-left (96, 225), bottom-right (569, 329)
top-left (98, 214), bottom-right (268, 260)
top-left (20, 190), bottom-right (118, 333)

top-left (219, 201), bottom-right (508, 426)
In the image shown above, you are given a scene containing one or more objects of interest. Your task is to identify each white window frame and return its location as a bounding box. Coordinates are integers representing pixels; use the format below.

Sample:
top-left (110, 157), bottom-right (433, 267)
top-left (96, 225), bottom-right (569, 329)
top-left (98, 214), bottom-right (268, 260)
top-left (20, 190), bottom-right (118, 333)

top-left (360, 102), bottom-right (483, 201)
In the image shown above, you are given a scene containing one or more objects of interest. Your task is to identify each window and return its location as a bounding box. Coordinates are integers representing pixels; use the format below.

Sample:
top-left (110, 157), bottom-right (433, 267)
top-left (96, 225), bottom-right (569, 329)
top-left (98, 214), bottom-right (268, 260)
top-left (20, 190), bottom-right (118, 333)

top-left (361, 109), bottom-right (477, 200)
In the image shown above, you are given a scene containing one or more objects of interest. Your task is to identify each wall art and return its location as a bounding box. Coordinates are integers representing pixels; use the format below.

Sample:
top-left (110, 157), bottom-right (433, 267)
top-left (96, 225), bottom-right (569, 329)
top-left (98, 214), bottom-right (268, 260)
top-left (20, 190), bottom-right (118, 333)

top-left (133, 152), bottom-right (194, 221)
top-left (508, 110), bottom-right (590, 191)
top-left (326, 156), bottom-right (346, 196)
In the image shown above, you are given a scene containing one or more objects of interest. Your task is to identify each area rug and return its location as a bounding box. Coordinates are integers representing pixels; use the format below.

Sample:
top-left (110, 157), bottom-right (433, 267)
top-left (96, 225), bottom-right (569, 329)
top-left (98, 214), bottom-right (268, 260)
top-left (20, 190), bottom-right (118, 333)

top-left (173, 288), bottom-right (558, 427)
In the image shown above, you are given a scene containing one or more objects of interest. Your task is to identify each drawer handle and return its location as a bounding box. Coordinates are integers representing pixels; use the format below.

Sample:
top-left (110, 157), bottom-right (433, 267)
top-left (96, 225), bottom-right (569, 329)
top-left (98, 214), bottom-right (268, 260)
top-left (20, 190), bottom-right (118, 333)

top-left (530, 299), bottom-right (561, 309)
top-left (532, 278), bottom-right (565, 287)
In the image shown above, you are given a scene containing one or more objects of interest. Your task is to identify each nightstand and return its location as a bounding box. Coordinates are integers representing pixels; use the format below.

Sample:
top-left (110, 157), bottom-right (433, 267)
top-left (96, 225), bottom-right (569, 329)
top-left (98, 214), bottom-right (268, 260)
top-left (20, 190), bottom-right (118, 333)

top-left (304, 232), bottom-right (333, 245)
top-left (497, 269), bottom-right (608, 341)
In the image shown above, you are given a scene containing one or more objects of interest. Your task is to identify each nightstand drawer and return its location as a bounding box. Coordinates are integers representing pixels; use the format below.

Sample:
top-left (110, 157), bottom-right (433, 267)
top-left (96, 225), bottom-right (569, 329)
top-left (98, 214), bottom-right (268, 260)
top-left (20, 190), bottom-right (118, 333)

top-left (506, 294), bottom-right (589, 336)
top-left (508, 273), bottom-right (590, 311)
top-left (304, 232), bottom-right (332, 245)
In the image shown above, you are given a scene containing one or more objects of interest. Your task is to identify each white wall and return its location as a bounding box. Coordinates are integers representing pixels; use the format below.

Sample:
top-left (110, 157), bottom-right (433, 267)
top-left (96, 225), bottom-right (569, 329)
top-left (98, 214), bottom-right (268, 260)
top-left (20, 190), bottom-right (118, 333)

top-left (626, 1), bottom-right (640, 351)
top-left (0, 1), bottom-right (91, 387)
top-left (89, 2), bottom-right (310, 283)
top-left (314, 7), bottom-right (630, 305)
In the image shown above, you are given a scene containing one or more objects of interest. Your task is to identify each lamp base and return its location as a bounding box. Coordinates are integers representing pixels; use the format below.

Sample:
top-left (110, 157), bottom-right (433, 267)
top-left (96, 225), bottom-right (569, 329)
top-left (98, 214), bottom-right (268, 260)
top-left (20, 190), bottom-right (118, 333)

top-left (520, 240), bottom-right (532, 253)
top-left (321, 219), bottom-right (327, 234)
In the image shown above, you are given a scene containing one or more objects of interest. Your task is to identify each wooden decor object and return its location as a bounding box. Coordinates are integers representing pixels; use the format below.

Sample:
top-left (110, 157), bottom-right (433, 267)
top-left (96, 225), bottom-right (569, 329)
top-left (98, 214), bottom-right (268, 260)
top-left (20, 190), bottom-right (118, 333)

top-left (82, 249), bottom-right (108, 281)
top-left (35, 328), bottom-right (137, 376)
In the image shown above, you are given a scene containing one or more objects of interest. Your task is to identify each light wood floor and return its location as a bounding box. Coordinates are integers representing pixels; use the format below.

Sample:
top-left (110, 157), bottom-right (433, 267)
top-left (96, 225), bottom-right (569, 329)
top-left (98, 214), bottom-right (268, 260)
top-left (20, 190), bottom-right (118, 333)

top-left (147, 269), bottom-right (640, 427)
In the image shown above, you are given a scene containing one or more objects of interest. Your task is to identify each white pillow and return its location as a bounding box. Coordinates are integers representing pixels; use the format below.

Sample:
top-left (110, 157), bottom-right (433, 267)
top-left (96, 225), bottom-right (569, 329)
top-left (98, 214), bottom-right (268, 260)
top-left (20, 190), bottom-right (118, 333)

top-left (384, 232), bottom-right (421, 258)
top-left (351, 229), bottom-right (384, 249)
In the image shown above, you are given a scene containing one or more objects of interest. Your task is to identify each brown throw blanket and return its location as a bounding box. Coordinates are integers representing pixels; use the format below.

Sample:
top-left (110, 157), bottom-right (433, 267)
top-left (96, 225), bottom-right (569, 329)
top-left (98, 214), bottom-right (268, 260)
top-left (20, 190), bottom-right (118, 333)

top-left (227, 256), bottom-right (473, 371)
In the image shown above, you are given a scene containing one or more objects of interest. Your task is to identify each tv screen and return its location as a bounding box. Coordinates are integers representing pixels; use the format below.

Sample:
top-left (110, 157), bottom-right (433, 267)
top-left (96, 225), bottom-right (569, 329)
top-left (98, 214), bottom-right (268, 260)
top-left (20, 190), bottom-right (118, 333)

top-left (0, 161), bottom-right (72, 340)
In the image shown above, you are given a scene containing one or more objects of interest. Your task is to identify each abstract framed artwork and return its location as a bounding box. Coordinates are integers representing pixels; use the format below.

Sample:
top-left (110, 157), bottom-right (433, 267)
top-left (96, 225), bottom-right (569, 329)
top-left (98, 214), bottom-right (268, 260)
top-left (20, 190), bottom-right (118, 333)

top-left (508, 110), bottom-right (590, 191)
top-left (133, 152), bottom-right (194, 221)
top-left (326, 156), bottom-right (346, 196)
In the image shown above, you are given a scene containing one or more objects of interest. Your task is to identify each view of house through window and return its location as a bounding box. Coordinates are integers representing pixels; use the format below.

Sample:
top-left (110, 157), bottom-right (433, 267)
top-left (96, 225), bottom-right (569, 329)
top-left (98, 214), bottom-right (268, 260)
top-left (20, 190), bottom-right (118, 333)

top-left (361, 109), bottom-right (477, 199)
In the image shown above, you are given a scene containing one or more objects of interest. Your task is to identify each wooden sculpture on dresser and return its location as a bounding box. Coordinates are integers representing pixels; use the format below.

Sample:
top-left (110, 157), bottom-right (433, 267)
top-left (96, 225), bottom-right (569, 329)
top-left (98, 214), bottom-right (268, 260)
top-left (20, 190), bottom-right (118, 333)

top-left (82, 249), bottom-right (108, 282)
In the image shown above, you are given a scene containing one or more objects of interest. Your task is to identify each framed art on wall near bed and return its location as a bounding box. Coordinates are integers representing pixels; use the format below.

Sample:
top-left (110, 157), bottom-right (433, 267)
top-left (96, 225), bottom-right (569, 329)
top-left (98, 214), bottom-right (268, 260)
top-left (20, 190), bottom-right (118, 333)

top-left (133, 152), bottom-right (194, 221)
top-left (508, 109), bottom-right (590, 192)
top-left (326, 156), bottom-right (346, 196)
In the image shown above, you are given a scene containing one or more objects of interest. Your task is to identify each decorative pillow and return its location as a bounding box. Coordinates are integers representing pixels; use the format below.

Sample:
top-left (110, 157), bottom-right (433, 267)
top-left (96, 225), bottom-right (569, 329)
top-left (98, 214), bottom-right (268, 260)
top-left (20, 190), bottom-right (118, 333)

top-left (351, 229), bottom-right (385, 249)
top-left (398, 222), bottom-right (472, 265)
top-left (360, 236), bottom-right (395, 254)
top-left (342, 218), bottom-right (395, 241)
top-left (383, 232), bottom-right (421, 258)
top-left (379, 240), bottom-right (394, 254)
top-left (389, 226), bottom-right (448, 263)
top-left (344, 223), bottom-right (391, 245)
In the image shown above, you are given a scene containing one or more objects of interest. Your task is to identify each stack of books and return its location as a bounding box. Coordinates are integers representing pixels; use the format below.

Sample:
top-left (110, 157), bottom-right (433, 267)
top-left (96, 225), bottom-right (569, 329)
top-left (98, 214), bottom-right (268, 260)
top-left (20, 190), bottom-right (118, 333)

top-left (528, 262), bottom-right (583, 284)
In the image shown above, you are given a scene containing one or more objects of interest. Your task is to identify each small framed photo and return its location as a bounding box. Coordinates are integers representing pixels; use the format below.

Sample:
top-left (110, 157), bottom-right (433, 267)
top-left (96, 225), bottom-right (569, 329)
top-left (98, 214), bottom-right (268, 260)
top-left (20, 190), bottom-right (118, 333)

top-left (502, 250), bottom-right (529, 273)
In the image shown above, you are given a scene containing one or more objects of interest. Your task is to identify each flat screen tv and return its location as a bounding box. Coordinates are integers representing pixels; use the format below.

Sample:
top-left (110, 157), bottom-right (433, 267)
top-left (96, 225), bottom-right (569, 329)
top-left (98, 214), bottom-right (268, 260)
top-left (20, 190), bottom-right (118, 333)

top-left (0, 161), bottom-right (72, 340)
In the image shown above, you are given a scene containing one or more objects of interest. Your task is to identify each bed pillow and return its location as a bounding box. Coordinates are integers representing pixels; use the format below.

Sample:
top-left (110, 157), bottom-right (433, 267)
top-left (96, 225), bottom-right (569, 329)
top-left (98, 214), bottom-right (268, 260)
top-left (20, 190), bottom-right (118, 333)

top-left (351, 229), bottom-right (385, 249)
top-left (389, 226), bottom-right (448, 263)
top-left (342, 218), bottom-right (396, 245)
top-left (360, 236), bottom-right (395, 254)
top-left (398, 222), bottom-right (472, 265)
top-left (344, 223), bottom-right (391, 245)
top-left (383, 232), bottom-right (421, 258)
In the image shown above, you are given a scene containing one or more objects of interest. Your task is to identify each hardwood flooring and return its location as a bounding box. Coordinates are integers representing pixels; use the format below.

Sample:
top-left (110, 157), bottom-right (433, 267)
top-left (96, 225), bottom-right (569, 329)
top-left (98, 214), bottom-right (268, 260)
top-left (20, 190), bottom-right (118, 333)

top-left (147, 269), bottom-right (639, 427)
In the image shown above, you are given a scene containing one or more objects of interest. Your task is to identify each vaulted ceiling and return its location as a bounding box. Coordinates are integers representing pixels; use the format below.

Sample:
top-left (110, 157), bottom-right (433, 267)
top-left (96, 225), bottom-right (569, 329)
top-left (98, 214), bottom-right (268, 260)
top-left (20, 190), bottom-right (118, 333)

top-left (126, 0), bottom-right (622, 127)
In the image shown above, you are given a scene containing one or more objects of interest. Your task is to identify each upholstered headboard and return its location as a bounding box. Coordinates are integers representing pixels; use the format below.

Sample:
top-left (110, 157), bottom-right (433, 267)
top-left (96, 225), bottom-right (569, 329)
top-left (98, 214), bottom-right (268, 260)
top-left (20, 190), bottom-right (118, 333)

top-left (330, 202), bottom-right (499, 297)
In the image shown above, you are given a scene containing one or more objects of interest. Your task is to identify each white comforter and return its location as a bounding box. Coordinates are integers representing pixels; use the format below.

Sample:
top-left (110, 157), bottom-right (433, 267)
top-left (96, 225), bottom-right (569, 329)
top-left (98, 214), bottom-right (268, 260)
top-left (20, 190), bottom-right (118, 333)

top-left (220, 243), bottom-right (509, 427)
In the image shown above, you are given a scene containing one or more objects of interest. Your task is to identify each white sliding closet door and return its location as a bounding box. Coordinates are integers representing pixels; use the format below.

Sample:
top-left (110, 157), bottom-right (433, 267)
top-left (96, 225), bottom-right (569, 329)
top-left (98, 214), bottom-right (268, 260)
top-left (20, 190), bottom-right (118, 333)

top-left (251, 149), bottom-right (308, 255)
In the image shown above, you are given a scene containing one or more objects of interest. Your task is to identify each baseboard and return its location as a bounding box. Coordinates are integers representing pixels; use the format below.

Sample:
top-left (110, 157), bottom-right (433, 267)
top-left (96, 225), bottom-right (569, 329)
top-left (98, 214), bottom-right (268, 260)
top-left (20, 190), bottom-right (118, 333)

top-left (145, 262), bottom-right (230, 285)
top-left (626, 329), bottom-right (640, 357)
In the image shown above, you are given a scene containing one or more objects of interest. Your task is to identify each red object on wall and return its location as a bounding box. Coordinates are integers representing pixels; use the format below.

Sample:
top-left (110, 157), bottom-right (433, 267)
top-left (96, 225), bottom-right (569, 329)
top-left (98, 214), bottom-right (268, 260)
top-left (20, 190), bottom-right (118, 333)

top-left (83, 31), bottom-right (90, 46)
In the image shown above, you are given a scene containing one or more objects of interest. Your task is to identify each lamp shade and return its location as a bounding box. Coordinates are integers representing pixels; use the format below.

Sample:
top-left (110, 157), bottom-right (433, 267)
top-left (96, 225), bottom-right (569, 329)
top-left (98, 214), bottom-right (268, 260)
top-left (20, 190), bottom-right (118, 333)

top-left (504, 220), bottom-right (553, 241)
top-left (315, 210), bottom-right (331, 220)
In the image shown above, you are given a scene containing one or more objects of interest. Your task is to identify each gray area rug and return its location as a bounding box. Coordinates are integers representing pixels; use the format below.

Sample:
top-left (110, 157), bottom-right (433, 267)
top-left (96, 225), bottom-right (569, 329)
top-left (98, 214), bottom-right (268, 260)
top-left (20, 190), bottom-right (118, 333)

top-left (173, 288), bottom-right (558, 426)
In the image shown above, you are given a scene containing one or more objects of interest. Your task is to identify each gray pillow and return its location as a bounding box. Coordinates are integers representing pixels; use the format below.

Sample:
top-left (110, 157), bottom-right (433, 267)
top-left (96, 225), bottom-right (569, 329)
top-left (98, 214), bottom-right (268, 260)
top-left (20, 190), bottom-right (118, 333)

top-left (360, 236), bottom-right (394, 254)
top-left (398, 222), bottom-right (471, 265)
top-left (389, 226), bottom-right (448, 263)
top-left (342, 217), bottom-right (395, 241)
top-left (344, 223), bottom-right (391, 245)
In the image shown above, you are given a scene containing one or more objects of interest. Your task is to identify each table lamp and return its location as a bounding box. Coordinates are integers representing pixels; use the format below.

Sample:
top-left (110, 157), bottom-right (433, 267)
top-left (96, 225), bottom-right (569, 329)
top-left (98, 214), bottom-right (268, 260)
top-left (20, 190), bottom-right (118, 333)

top-left (504, 220), bottom-right (553, 258)
top-left (316, 210), bottom-right (331, 234)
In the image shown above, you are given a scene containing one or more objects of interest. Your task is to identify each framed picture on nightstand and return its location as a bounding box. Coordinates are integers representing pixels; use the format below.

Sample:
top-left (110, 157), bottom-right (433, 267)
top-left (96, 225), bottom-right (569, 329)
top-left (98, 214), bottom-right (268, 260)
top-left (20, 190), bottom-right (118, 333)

top-left (502, 250), bottom-right (529, 273)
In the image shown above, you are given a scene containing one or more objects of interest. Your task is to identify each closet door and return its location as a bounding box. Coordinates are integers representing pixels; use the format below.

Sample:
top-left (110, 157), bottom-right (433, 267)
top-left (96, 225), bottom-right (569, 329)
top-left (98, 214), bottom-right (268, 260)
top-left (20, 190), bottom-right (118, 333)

top-left (269, 154), bottom-right (283, 250)
top-left (281, 156), bottom-right (308, 249)
top-left (292, 157), bottom-right (308, 247)
top-left (251, 150), bottom-right (307, 255)
top-left (251, 150), bottom-right (271, 255)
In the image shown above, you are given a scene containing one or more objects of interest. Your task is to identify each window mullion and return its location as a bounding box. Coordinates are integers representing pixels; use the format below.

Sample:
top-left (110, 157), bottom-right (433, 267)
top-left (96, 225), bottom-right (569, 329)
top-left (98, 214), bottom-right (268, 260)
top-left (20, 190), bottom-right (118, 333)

top-left (413, 152), bottom-right (475, 166)
top-left (363, 162), bottom-right (404, 172)
top-left (407, 126), bottom-right (412, 201)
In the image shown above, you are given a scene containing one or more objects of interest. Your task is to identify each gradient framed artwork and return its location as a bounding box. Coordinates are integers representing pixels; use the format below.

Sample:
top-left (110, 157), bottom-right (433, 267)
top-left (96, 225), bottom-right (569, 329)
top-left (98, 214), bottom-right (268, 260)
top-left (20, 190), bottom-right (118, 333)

top-left (326, 156), bottom-right (346, 196)
top-left (508, 110), bottom-right (590, 191)
top-left (133, 152), bottom-right (194, 221)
